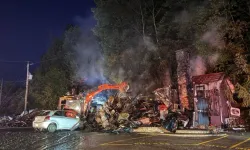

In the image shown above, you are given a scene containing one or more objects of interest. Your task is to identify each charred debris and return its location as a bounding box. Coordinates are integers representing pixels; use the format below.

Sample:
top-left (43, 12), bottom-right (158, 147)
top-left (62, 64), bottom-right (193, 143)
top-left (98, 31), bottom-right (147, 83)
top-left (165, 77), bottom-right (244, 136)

top-left (82, 87), bottom-right (186, 133)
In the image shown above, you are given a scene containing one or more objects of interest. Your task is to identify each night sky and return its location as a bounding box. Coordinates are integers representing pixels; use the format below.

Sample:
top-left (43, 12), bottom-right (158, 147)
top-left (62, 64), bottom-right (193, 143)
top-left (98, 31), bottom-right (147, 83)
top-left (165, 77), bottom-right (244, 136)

top-left (0, 0), bottom-right (96, 81)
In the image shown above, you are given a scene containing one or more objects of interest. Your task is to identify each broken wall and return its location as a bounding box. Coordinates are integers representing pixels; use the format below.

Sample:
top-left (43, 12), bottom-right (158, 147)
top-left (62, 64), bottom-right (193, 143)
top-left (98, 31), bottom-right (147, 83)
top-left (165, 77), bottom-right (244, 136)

top-left (176, 49), bottom-right (191, 110)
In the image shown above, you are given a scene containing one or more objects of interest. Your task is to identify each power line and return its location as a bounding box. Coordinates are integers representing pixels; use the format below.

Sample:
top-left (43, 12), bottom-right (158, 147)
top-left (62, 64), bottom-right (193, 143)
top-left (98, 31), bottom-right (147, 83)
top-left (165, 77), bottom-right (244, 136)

top-left (3, 80), bottom-right (26, 83)
top-left (0, 53), bottom-right (74, 65)
top-left (0, 59), bottom-right (27, 63)
top-left (32, 53), bottom-right (74, 65)
top-left (31, 57), bottom-right (64, 65)
top-left (1, 89), bottom-right (25, 107)
top-left (0, 54), bottom-right (73, 86)
top-left (0, 78), bottom-right (26, 83)
top-left (0, 79), bottom-right (25, 104)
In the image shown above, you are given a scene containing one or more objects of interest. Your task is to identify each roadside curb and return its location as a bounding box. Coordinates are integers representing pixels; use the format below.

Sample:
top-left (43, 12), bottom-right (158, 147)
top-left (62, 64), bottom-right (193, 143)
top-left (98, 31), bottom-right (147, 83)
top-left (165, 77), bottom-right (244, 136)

top-left (0, 127), bottom-right (33, 132)
top-left (132, 127), bottom-right (213, 134)
top-left (132, 127), bottom-right (228, 137)
top-left (139, 133), bottom-right (228, 137)
top-left (176, 130), bottom-right (210, 134)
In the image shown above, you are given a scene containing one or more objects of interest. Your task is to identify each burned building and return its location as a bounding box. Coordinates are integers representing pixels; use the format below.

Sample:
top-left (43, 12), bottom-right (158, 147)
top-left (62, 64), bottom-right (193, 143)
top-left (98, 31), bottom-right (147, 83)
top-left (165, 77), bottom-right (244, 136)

top-left (175, 49), bottom-right (241, 129)
top-left (192, 72), bottom-right (237, 128)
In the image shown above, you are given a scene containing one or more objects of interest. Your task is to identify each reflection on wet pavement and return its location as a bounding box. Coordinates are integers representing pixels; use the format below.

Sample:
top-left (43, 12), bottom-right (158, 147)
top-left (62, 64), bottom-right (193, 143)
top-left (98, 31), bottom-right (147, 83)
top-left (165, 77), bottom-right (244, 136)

top-left (1, 131), bottom-right (250, 150)
top-left (0, 131), bottom-right (100, 150)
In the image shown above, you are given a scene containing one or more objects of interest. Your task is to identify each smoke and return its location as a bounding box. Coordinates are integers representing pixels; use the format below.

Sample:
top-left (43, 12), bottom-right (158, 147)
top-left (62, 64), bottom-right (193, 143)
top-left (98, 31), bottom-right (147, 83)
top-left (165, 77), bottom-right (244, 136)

top-left (74, 15), bottom-right (96, 31)
top-left (200, 17), bottom-right (226, 49)
top-left (201, 26), bottom-right (225, 49)
top-left (174, 9), bottom-right (223, 77)
top-left (109, 36), bottom-right (161, 96)
top-left (163, 69), bottom-right (171, 87)
top-left (191, 22), bottom-right (224, 75)
top-left (172, 4), bottom-right (224, 78)
top-left (189, 53), bottom-right (220, 77)
top-left (71, 18), bottom-right (160, 96)
top-left (174, 10), bottom-right (190, 23)
top-left (74, 37), bottom-right (106, 85)
top-left (73, 16), bottom-right (106, 86)
top-left (142, 36), bottom-right (157, 51)
top-left (189, 56), bottom-right (207, 76)
top-left (118, 67), bottom-right (125, 81)
top-left (208, 53), bottom-right (219, 66)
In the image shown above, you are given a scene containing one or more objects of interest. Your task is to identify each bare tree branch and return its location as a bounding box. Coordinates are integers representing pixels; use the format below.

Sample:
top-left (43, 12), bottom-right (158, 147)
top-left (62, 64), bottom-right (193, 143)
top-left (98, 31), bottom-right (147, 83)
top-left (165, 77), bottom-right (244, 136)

top-left (151, 0), bottom-right (159, 43)
top-left (140, 0), bottom-right (145, 37)
top-left (127, 0), bottom-right (140, 15)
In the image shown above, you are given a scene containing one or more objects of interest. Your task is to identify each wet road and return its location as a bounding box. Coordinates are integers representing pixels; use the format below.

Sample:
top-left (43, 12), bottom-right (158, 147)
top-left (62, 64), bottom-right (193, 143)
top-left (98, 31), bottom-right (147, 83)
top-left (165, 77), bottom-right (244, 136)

top-left (0, 130), bottom-right (250, 150)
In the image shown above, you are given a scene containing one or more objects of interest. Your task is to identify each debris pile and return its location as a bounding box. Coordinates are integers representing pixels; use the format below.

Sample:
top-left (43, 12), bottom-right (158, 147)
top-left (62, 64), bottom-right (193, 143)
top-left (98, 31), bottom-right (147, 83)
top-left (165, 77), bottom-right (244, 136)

top-left (0, 116), bottom-right (13, 127)
top-left (84, 87), bottom-right (187, 133)
top-left (0, 109), bottom-right (40, 128)
top-left (88, 95), bottom-right (158, 132)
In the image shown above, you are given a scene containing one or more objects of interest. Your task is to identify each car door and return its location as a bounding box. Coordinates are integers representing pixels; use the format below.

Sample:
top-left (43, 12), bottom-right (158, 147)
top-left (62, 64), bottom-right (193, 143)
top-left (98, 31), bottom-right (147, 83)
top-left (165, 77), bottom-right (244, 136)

top-left (63, 110), bottom-right (79, 129)
top-left (51, 111), bottom-right (67, 129)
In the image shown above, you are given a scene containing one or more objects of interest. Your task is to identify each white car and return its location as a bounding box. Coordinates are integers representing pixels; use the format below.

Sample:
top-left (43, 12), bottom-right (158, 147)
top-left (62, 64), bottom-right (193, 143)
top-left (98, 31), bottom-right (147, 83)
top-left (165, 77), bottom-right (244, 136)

top-left (32, 110), bottom-right (80, 132)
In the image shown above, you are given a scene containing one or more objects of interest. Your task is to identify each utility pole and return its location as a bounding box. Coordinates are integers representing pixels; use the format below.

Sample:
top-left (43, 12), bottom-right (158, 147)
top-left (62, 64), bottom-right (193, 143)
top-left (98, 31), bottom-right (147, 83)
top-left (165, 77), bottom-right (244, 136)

top-left (24, 61), bottom-right (29, 113)
top-left (0, 78), bottom-right (3, 106)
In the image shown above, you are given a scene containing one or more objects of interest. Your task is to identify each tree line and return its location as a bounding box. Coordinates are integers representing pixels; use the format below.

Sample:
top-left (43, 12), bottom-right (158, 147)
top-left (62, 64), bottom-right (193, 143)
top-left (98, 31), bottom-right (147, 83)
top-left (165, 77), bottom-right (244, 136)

top-left (1, 0), bottom-right (250, 115)
top-left (93, 0), bottom-right (250, 107)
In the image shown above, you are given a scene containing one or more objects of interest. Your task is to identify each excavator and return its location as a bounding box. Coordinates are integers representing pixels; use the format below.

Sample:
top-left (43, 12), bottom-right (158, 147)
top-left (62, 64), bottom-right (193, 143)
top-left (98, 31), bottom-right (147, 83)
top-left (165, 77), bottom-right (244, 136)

top-left (58, 82), bottom-right (129, 117)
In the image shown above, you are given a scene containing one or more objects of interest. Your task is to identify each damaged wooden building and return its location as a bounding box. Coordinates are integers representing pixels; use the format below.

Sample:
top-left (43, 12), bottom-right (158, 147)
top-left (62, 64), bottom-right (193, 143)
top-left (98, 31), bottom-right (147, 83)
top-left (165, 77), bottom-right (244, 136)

top-left (192, 72), bottom-right (238, 128)
top-left (176, 49), bottom-right (240, 128)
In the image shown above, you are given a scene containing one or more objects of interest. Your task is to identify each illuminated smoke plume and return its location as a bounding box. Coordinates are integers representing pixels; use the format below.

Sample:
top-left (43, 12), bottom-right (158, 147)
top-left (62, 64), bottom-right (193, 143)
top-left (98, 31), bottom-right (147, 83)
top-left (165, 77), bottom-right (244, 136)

top-left (109, 36), bottom-right (159, 96)
top-left (73, 16), bottom-right (107, 86)
top-left (189, 56), bottom-right (207, 76)
top-left (189, 23), bottom-right (224, 77)
top-left (208, 53), bottom-right (219, 66)
top-left (74, 36), bottom-right (106, 86)
top-left (189, 53), bottom-right (220, 77)
top-left (201, 25), bottom-right (225, 49)
top-left (143, 36), bottom-right (157, 51)
top-left (174, 10), bottom-right (190, 23)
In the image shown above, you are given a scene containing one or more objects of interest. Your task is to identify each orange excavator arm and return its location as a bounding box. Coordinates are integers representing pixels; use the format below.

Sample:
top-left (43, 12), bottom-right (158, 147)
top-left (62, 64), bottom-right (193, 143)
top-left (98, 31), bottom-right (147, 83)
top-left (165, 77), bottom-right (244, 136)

top-left (83, 82), bottom-right (129, 115)
top-left (85, 82), bottom-right (128, 104)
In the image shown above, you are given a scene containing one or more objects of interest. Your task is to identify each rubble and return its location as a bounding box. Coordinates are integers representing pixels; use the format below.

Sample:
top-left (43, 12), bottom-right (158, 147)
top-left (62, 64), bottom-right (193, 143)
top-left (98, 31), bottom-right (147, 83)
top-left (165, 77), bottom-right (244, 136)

top-left (0, 86), bottom-right (189, 132)
top-left (83, 88), bottom-right (188, 133)
top-left (0, 116), bottom-right (13, 123)
top-left (0, 109), bottom-right (40, 128)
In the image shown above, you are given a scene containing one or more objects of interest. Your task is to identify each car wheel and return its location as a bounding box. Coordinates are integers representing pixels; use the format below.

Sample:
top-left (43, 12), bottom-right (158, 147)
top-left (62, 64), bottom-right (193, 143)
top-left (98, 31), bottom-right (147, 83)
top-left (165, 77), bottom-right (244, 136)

top-left (47, 123), bottom-right (57, 133)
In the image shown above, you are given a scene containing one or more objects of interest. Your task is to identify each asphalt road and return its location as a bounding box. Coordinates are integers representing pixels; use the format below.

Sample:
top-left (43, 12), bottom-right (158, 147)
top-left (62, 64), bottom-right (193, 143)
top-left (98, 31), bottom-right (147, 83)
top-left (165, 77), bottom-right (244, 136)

top-left (0, 130), bottom-right (250, 150)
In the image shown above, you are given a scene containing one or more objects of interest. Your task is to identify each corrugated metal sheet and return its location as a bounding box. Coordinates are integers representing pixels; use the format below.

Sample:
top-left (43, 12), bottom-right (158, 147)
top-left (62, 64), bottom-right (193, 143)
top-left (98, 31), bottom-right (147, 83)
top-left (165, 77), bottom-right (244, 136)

top-left (192, 72), bottom-right (224, 84)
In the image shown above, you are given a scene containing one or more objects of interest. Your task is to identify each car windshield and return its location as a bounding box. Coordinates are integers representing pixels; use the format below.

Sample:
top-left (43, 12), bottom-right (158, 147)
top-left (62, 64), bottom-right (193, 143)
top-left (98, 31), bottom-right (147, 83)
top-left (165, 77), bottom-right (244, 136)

top-left (53, 111), bottom-right (64, 116)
